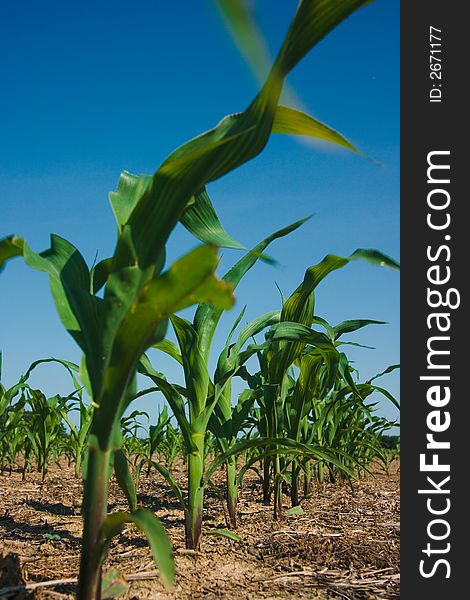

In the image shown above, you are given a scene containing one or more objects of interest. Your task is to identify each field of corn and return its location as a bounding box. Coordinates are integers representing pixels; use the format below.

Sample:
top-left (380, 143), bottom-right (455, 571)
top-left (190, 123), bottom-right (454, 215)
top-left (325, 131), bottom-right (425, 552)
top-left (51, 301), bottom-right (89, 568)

top-left (1, 1), bottom-right (399, 599)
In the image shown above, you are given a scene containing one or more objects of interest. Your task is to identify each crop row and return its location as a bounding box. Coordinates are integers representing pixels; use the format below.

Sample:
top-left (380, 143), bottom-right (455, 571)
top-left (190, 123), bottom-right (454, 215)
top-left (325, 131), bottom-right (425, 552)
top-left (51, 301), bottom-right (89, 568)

top-left (0, 2), bottom-right (399, 599)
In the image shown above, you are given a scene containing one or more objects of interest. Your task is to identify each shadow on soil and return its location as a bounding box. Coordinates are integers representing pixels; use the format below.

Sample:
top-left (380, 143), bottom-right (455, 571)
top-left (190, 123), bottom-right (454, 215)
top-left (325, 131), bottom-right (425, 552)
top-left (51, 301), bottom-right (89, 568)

top-left (0, 515), bottom-right (81, 547)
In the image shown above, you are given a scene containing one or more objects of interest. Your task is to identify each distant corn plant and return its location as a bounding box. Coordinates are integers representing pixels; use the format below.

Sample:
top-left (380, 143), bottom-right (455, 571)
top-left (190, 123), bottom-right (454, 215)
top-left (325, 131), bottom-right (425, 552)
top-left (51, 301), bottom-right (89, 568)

top-left (139, 218), bottom-right (308, 548)
top-left (206, 251), bottom-right (399, 521)
top-left (0, 356), bottom-right (82, 478)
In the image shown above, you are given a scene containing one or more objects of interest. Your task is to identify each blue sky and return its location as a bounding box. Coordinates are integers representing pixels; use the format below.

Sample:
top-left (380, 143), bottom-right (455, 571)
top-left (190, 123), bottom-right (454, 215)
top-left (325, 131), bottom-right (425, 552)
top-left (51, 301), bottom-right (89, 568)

top-left (0, 0), bottom-right (399, 429)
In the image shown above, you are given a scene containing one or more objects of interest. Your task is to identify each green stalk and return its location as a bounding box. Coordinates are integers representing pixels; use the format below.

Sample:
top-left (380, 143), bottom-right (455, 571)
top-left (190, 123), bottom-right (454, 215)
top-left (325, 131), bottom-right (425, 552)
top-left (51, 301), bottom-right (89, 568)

top-left (273, 453), bottom-right (282, 520)
top-left (226, 455), bottom-right (238, 529)
top-left (262, 456), bottom-right (271, 503)
top-left (184, 432), bottom-right (205, 550)
top-left (77, 443), bottom-right (111, 600)
top-left (291, 459), bottom-right (300, 507)
top-left (304, 460), bottom-right (312, 495)
top-left (264, 384), bottom-right (283, 519)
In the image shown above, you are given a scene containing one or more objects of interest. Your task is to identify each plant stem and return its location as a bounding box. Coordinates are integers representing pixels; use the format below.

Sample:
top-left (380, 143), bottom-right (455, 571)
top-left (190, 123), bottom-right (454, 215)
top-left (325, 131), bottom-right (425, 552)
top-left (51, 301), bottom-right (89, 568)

top-left (291, 460), bottom-right (300, 507)
top-left (262, 455), bottom-right (271, 503)
top-left (184, 433), bottom-right (204, 550)
top-left (226, 455), bottom-right (238, 529)
top-left (268, 385), bottom-right (283, 520)
top-left (77, 445), bottom-right (110, 600)
top-left (273, 454), bottom-right (282, 520)
top-left (304, 460), bottom-right (312, 496)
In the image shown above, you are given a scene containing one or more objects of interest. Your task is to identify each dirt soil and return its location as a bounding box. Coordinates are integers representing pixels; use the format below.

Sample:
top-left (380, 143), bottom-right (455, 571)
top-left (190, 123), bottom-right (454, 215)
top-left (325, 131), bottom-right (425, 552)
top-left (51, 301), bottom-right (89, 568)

top-left (0, 459), bottom-right (399, 600)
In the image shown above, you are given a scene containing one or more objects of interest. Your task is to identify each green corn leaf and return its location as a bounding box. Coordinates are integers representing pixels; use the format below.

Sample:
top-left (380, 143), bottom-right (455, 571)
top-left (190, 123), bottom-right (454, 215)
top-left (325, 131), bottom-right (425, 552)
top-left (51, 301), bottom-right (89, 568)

top-left (268, 321), bottom-right (332, 346)
top-left (195, 217), bottom-right (309, 362)
top-left (170, 315), bottom-right (212, 419)
top-left (22, 236), bottom-right (102, 394)
top-left (272, 249), bottom-right (399, 382)
top-left (203, 436), bottom-right (354, 486)
top-left (349, 248), bottom-right (400, 269)
top-left (368, 385), bottom-right (401, 410)
top-left (215, 2), bottom-right (362, 153)
top-left (131, 509), bottom-right (174, 589)
top-left (113, 448), bottom-right (138, 512)
top-left (367, 364), bottom-right (400, 384)
top-left (180, 188), bottom-right (244, 249)
top-left (101, 568), bottom-right (128, 599)
top-left (0, 235), bottom-right (24, 272)
top-left (290, 352), bottom-right (323, 437)
top-left (142, 246), bottom-right (234, 316)
top-left (109, 171), bottom-right (153, 232)
top-left (94, 246), bottom-right (233, 449)
top-left (273, 105), bottom-right (357, 152)
top-left (22, 357), bottom-right (81, 390)
top-left (98, 510), bottom-right (174, 589)
top-left (109, 171), bottom-right (243, 250)
top-left (91, 258), bottom-right (113, 295)
top-left (149, 460), bottom-right (187, 511)
top-left (274, 0), bottom-right (371, 76)
top-left (214, 0), bottom-right (272, 83)
top-left (205, 528), bottom-right (242, 542)
top-left (337, 341), bottom-right (375, 350)
top-left (311, 315), bottom-right (336, 341)
top-left (138, 355), bottom-right (196, 453)
top-left (151, 339), bottom-right (183, 365)
top-left (333, 319), bottom-right (386, 340)
top-left (338, 352), bottom-right (360, 396)
top-left (216, 310), bottom-right (280, 383)
top-left (225, 305), bottom-right (247, 348)
top-left (230, 389), bottom-right (258, 439)
top-left (286, 505), bottom-right (305, 515)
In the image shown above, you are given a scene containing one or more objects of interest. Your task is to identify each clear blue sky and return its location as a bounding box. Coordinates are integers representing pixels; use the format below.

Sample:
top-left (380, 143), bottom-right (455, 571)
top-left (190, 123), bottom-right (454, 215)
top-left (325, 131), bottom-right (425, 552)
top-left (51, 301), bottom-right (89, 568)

top-left (0, 0), bottom-right (400, 429)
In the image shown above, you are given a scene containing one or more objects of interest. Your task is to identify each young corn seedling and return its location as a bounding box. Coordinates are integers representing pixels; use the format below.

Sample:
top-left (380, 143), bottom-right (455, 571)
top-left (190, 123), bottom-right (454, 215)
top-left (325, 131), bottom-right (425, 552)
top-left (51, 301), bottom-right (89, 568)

top-left (24, 388), bottom-right (77, 480)
top-left (140, 218), bottom-right (307, 548)
top-left (0, 355), bottom-right (82, 477)
top-left (229, 250), bottom-right (399, 517)
top-left (209, 307), bottom-right (281, 528)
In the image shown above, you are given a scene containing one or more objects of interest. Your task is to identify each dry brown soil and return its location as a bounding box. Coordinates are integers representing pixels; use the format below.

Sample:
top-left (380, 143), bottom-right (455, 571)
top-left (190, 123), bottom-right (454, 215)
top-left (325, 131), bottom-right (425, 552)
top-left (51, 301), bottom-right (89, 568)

top-left (0, 459), bottom-right (399, 600)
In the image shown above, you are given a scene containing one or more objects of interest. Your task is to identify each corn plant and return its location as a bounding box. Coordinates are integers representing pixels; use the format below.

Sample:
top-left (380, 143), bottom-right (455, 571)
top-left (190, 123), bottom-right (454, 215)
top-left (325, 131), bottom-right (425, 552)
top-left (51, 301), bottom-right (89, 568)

top-left (225, 250), bottom-right (399, 517)
top-left (0, 399), bottom-right (27, 475)
top-left (22, 388), bottom-right (74, 480)
top-left (160, 421), bottom-right (183, 470)
top-left (209, 307), bottom-right (280, 527)
top-left (146, 407), bottom-right (171, 472)
top-left (0, 354), bottom-right (26, 473)
top-left (139, 218), bottom-right (306, 547)
top-left (67, 395), bottom-right (94, 477)
top-left (0, 356), bottom-right (80, 476)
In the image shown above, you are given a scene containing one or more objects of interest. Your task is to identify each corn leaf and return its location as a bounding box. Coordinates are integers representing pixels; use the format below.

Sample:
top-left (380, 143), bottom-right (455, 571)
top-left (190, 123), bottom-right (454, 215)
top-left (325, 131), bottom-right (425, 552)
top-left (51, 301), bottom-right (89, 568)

top-left (0, 235), bottom-right (24, 272)
top-left (333, 319), bottom-right (386, 340)
top-left (152, 339), bottom-right (183, 365)
top-left (194, 217), bottom-right (310, 362)
top-left (180, 188), bottom-right (244, 249)
top-left (113, 448), bottom-right (137, 512)
top-left (205, 528), bottom-right (241, 542)
top-left (286, 505), bottom-right (305, 515)
top-left (273, 105), bottom-right (357, 152)
top-left (101, 568), bottom-right (128, 599)
top-left (94, 246), bottom-right (233, 449)
top-left (22, 236), bottom-right (103, 393)
top-left (149, 460), bottom-right (187, 511)
top-left (99, 510), bottom-right (174, 589)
